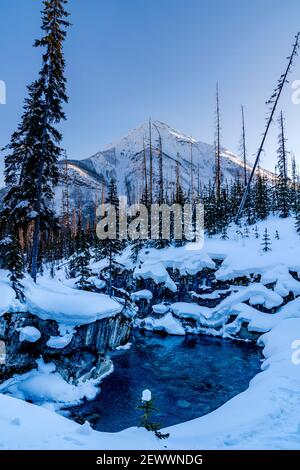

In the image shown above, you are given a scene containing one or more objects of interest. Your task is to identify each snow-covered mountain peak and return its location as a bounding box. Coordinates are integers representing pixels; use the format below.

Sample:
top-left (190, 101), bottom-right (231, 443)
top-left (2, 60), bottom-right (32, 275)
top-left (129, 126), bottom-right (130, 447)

top-left (104, 120), bottom-right (195, 151)
top-left (58, 119), bottom-right (267, 207)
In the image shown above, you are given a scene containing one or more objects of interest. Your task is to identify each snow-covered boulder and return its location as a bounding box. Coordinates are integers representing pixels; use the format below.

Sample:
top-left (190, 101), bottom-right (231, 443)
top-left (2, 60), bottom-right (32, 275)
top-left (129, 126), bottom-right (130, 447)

top-left (137, 312), bottom-right (186, 336)
top-left (18, 326), bottom-right (41, 343)
top-left (131, 289), bottom-right (153, 301)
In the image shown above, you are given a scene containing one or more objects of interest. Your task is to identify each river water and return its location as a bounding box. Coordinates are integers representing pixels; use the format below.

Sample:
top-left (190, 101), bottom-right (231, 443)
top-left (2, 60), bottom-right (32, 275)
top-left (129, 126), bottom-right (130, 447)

top-left (68, 330), bottom-right (262, 432)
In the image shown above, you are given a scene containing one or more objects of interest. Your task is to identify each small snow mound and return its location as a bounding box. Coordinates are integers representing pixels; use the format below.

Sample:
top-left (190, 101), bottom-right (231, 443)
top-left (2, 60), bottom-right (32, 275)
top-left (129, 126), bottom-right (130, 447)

top-left (142, 389), bottom-right (152, 402)
top-left (46, 331), bottom-right (74, 349)
top-left (138, 312), bottom-right (186, 336)
top-left (131, 290), bottom-right (153, 301)
top-left (18, 326), bottom-right (41, 343)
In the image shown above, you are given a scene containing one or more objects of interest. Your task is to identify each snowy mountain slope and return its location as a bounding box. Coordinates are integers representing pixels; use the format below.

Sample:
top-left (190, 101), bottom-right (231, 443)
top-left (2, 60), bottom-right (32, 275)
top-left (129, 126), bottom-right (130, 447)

top-left (59, 121), bottom-right (273, 206)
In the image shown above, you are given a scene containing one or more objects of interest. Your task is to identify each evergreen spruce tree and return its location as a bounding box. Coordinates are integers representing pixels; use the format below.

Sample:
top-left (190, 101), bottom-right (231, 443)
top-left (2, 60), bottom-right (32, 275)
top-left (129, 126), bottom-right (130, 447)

top-left (295, 206), bottom-right (300, 235)
top-left (101, 179), bottom-right (123, 296)
top-left (254, 225), bottom-right (260, 239)
top-left (275, 230), bottom-right (280, 240)
top-left (245, 183), bottom-right (256, 225)
top-left (254, 167), bottom-right (270, 220)
top-left (229, 178), bottom-right (244, 221)
top-left (244, 226), bottom-right (250, 238)
top-left (94, 236), bottom-right (104, 262)
top-left (1, 82), bottom-right (44, 237)
top-left (221, 224), bottom-right (229, 240)
top-left (73, 229), bottom-right (92, 290)
top-left (137, 391), bottom-right (169, 440)
top-left (204, 181), bottom-right (218, 237)
top-left (2, 0), bottom-right (70, 282)
top-left (276, 111), bottom-right (290, 218)
top-left (171, 153), bottom-right (187, 246)
top-left (2, 235), bottom-right (25, 302)
top-left (271, 167), bottom-right (278, 216)
top-left (261, 228), bottom-right (272, 252)
top-left (291, 154), bottom-right (298, 211)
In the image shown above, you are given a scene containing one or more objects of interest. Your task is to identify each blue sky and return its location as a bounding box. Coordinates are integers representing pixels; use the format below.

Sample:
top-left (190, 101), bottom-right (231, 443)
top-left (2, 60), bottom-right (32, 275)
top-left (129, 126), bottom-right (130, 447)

top-left (1, 0), bottom-right (300, 187)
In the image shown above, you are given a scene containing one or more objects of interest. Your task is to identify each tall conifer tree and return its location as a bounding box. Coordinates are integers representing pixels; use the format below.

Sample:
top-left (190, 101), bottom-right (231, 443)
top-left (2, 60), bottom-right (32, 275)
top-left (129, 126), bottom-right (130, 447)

top-left (2, 1), bottom-right (70, 282)
top-left (276, 111), bottom-right (290, 218)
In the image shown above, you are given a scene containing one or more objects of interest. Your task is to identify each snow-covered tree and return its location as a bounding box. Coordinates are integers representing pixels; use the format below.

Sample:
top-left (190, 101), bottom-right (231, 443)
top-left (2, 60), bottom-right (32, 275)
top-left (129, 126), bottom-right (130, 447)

top-left (221, 224), bottom-right (229, 240)
top-left (72, 229), bottom-right (92, 290)
top-left (261, 228), bottom-right (272, 252)
top-left (295, 206), bottom-right (300, 235)
top-left (2, 0), bottom-right (70, 282)
top-left (244, 226), bottom-right (250, 238)
top-left (101, 179), bottom-right (123, 296)
top-left (254, 167), bottom-right (270, 220)
top-left (2, 235), bottom-right (25, 302)
top-left (137, 390), bottom-right (169, 440)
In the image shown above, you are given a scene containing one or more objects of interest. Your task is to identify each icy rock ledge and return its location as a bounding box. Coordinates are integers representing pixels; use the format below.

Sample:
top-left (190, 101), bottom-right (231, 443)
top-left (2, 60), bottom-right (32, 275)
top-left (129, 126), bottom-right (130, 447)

top-left (0, 311), bottom-right (132, 384)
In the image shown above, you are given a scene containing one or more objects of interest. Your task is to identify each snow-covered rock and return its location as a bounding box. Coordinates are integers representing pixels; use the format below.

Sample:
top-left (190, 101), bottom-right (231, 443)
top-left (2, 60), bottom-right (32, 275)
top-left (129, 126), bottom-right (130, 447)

top-left (18, 327), bottom-right (41, 343)
top-left (0, 271), bottom-right (123, 327)
top-left (134, 244), bottom-right (215, 291)
top-left (131, 290), bottom-right (153, 301)
top-left (46, 331), bottom-right (74, 349)
top-left (0, 358), bottom-right (104, 406)
top-left (152, 303), bottom-right (170, 314)
top-left (137, 312), bottom-right (186, 336)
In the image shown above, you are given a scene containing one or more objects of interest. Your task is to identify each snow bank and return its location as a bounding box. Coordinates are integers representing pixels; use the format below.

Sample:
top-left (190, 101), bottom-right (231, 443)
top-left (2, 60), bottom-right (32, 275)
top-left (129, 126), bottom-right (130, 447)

top-left (212, 218), bottom-right (300, 282)
top-left (133, 244), bottom-right (215, 291)
top-left (0, 271), bottom-right (122, 327)
top-left (0, 276), bottom-right (23, 316)
top-left (0, 392), bottom-right (155, 450)
top-left (24, 277), bottom-right (123, 326)
top-left (0, 359), bottom-right (100, 406)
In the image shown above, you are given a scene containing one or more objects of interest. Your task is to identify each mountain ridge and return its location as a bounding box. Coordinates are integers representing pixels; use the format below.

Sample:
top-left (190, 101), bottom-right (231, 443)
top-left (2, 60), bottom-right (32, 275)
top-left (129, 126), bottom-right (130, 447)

top-left (58, 120), bottom-right (271, 208)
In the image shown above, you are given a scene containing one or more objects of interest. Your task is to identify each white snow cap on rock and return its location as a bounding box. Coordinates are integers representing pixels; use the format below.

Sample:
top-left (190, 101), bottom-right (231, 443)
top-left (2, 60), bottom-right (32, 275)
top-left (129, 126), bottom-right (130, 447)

top-left (142, 389), bottom-right (152, 402)
top-left (18, 326), bottom-right (41, 343)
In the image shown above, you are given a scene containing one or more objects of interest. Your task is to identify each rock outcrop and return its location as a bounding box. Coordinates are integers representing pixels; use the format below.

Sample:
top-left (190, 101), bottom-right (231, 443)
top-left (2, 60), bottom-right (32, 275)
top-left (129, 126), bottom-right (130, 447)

top-left (0, 310), bottom-right (132, 383)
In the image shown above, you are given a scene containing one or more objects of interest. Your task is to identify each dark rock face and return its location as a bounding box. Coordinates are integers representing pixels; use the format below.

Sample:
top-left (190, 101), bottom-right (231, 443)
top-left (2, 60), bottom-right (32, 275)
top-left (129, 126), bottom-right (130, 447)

top-left (133, 268), bottom-right (231, 318)
top-left (0, 311), bottom-right (132, 383)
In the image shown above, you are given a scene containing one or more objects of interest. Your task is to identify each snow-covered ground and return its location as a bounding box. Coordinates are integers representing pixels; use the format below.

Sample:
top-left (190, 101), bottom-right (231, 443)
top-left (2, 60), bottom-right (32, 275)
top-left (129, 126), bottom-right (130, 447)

top-left (0, 358), bottom-right (107, 407)
top-left (1, 216), bottom-right (300, 449)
